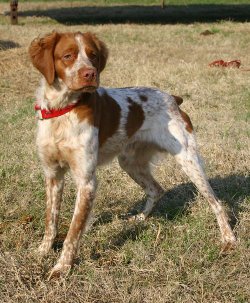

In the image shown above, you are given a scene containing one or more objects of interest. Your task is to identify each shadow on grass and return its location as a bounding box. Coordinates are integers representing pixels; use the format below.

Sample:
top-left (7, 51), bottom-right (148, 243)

top-left (53, 173), bottom-right (249, 251)
top-left (95, 174), bottom-right (249, 223)
top-left (19, 4), bottom-right (250, 24)
top-left (0, 40), bottom-right (20, 51)
top-left (92, 173), bottom-right (249, 250)
top-left (140, 173), bottom-right (249, 220)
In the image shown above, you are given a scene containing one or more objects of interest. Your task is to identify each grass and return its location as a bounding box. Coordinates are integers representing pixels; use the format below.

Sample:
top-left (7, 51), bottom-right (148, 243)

top-left (0, 2), bottom-right (250, 303)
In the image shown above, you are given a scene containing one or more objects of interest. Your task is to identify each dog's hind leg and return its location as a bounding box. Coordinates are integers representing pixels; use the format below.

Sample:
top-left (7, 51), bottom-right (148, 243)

top-left (160, 118), bottom-right (236, 249)
top-left (118, 143), bottom-right (164, 220)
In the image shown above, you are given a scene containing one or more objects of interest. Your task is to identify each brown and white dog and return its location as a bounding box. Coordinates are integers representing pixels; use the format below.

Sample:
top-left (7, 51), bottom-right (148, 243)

top-left (29, 31), bottom-right (236, 278)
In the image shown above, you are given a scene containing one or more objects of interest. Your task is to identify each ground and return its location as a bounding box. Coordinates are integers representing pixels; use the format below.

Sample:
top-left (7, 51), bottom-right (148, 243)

top-left (0, 2), bottom-right (249, 302)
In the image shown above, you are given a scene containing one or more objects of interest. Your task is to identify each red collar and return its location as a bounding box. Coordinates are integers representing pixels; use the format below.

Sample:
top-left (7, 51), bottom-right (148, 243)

top-left (34, 102), bottom-right (78, 120)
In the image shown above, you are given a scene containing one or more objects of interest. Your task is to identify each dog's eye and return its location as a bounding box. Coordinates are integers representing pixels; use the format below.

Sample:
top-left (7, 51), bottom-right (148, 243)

top-left (89, 52), bottom-right (97, 61)
top-left (63, 54), bottom-right (73, 61)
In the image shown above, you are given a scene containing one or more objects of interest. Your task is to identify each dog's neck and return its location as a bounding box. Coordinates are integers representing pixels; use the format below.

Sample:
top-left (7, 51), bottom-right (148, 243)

top-left (36, 77), bottom-right (82, 110)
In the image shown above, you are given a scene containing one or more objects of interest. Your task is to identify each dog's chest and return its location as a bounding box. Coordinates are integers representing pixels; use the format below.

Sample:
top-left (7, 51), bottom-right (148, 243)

top-left (37, 114), bottom-right (96, 165)
top-left (37, 114), bottom-right (131, 169)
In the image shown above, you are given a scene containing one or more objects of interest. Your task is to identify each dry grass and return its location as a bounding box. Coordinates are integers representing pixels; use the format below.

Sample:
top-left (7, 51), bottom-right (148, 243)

top-left (0, 3), bottom-right (249, 302)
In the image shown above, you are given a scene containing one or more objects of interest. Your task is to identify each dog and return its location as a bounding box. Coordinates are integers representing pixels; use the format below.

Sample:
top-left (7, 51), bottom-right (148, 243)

top-left (29, 31), bottom-right (236, 278)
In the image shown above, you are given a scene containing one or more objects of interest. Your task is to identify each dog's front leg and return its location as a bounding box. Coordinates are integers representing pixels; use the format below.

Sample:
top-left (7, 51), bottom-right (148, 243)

top-left (38, 168), bottom-right (65, 256)
top-left (49, 132), bottom-right (98, 279)
top-left (49, 176), bottom-right (96, 279)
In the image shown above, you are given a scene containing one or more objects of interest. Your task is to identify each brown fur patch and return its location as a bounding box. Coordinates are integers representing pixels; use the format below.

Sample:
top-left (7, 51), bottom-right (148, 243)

top-left (126, 97), bottom-right (145, 137)
top-left (29, 32), bottom-right (60, 85)
top-left (98, 93), bottom-right (121, 146)
top-left (139, 94), bottom-right (148, 102)
top-left (73, 93), bottom-right (96, 126)
top-left (73, 92), bottom-right (121, 147)
top-left (54, 33), bottom-right (79, 82)
top-left (83, 32), bottom-right (108, 73)
top-left (172, 95), bottom-right (183, 106)
top-left (171, 95), bottom-right (192, 132)
top-left (179, 108), bottom-right (193, 133)
top-left (66, 188), bottom-right (93, 240)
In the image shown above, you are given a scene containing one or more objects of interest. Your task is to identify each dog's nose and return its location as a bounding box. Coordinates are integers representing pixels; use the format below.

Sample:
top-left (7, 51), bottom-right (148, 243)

top-left (79, 68), bottom-right (96, 81)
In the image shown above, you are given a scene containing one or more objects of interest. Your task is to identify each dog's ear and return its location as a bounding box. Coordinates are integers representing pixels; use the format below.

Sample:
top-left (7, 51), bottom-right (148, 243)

top-left (84, 32), bottom-right (109, 73)
top-left (29, 32), bottom-right (59, 85)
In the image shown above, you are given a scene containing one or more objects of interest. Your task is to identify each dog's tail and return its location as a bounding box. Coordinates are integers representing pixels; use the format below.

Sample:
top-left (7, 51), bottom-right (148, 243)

top-left (171, 95), bottom-right (183, 106)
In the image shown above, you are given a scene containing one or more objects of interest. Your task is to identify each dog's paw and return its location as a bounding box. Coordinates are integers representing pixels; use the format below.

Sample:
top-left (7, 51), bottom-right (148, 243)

top-left (220, 235), bottom-right (237, 254)
top-left (36, 241), bottom-right (53, 257)
top-left (48, 263), bottom-right (71, 280)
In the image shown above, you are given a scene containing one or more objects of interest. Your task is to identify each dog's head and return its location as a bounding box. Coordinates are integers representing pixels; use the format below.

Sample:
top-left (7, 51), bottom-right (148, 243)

top-left (29, 31), bottom-right (108, 92)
